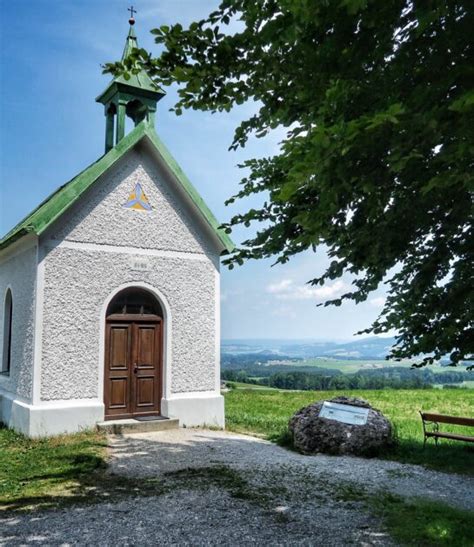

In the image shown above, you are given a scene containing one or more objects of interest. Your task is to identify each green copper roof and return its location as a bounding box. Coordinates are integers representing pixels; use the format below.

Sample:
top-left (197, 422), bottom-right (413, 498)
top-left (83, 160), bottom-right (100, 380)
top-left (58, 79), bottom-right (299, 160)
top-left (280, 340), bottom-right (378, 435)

top-left (0, 121), bottom-right (234, 254)
top-left (96, 25), bottom-right (164, 102)
top-left (122, 25), bottom-right (138, 60)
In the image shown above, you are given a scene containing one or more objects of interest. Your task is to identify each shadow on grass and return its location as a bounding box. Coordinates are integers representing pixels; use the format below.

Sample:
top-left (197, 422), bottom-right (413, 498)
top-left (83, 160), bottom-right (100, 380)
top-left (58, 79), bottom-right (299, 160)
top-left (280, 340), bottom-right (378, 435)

top-left (1, 463), bottom-right (269, 514)
top-left (1, 468), bottom-right (164, 513)
top-left (0, 428), bottom-right (115, 512)
top-left (372, 493), bottom-right (474, 546)
top-left (388, 439), bottom-right (474, 475)
top-left (22, 454), bottom-right (107, 482)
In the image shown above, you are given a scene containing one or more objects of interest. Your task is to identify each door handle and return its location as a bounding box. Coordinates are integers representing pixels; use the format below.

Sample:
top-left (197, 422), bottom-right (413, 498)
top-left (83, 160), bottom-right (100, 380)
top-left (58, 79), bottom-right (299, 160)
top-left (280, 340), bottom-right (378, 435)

top-left (133, 363), bottom-right (138, 374)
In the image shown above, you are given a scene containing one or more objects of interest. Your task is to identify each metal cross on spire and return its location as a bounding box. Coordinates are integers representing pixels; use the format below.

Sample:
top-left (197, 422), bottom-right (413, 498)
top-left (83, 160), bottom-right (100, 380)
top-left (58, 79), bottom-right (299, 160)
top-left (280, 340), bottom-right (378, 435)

top-left (128, 5), bottom-right (137, 25)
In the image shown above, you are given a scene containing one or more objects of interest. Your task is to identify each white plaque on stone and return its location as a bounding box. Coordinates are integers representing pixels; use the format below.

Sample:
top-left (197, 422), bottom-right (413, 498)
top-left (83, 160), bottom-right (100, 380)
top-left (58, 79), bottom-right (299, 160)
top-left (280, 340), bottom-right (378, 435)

top-left (319, 401), bottom-right (369, 425)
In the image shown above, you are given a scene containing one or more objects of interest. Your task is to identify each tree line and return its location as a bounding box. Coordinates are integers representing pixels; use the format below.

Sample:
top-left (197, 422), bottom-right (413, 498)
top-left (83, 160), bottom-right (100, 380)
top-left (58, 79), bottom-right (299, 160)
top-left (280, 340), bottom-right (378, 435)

top-left (222, 367), bottom-right (470, 391)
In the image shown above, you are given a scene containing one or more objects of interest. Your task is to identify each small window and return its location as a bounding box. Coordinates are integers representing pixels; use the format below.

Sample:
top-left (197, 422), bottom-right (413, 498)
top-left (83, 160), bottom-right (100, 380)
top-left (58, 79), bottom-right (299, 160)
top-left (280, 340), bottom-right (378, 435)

top-left (2, 289), bottom-right (13, 375)
top-left (106, 288), bottom-right (162, 317)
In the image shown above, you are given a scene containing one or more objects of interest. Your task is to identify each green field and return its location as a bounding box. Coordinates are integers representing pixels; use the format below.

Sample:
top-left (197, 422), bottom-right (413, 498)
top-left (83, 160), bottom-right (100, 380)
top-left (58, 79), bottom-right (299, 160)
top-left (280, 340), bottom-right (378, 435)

top-left (293, 357), bottom-right (395, 373)
top-left (225, 382), bottom-right (278, 391)
top-left (287, 357), bottom-right (465, 375)
top-left (224, 388), bottom-right (474, 475)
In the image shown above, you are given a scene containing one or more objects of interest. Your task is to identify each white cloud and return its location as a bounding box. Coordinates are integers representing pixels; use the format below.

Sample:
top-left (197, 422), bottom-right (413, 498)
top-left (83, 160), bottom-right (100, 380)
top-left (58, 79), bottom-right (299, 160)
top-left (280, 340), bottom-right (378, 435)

top-left (266, 279), bottom-right (348, 301)
top-left (369, 297), bottom-right (386, 308)
top-left (267, 279), bottom-right (293, 293)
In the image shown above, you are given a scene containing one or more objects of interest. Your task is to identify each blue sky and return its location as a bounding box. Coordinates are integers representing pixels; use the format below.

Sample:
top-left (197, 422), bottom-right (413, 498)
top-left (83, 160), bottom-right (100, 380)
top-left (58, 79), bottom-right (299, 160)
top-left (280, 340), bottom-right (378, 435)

top-left (0, 0), bottom-right (388, 341)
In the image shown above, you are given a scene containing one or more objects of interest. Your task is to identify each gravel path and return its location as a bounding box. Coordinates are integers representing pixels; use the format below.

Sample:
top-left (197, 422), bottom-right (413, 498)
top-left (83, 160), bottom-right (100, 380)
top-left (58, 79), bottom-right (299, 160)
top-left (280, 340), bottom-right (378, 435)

top-left (2, 428), bottom-right (473, 546)
top-left (109, 429), bottom-right (474, 510)
top-left (1, 487), bottom-right (387, 546)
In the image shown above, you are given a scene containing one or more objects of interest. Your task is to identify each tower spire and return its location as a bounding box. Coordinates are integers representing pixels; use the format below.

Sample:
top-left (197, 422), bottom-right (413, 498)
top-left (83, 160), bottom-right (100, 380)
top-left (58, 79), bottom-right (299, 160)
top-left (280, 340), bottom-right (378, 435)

top-left (122, 22), bottom-right (138, 61)
top-left (96, 10), bottom-right (165, 153)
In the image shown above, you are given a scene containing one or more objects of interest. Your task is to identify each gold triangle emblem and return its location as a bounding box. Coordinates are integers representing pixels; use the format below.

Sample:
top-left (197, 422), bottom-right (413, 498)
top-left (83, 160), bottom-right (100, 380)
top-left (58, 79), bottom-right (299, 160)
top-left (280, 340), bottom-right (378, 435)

top-left (123, 183), bottom-right (152, 211)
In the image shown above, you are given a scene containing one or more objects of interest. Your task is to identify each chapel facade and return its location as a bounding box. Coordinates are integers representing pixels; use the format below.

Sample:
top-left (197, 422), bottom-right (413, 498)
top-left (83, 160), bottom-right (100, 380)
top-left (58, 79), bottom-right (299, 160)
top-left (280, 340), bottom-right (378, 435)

top-left (0, 21), bottom-right (233, 437)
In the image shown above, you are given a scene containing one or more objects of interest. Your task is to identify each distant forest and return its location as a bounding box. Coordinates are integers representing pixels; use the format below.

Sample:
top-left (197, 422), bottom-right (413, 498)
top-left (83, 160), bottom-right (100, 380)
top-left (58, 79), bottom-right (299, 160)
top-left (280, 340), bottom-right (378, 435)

top-left (221, 353), bottom-right (471, 391)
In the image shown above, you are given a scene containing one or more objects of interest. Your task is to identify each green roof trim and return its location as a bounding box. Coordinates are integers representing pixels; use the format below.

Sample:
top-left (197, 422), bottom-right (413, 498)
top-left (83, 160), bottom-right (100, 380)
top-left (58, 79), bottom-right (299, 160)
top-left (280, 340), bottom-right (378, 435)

top-left (0, 121), bottom-right (235, 253)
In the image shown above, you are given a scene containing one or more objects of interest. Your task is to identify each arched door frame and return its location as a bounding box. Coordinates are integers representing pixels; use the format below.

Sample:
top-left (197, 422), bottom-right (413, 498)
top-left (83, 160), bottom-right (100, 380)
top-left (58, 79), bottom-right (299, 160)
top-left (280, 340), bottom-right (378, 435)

top-left (98, 282), bottom-right (172, 416)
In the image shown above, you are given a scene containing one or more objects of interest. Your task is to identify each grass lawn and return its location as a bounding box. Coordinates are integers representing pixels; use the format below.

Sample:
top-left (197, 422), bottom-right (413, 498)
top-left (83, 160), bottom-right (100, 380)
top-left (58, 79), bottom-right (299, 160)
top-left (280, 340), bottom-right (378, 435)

top-left (333, 482), bottom-right (474, 546)
top-left (0, 427), bottom-right (108, 510)
top-left (224, 388), bottom-right (474, 475)
top-left (372, 494), bottom-right (474, 547)
top-left (225, 381), bottom-right (279, 391)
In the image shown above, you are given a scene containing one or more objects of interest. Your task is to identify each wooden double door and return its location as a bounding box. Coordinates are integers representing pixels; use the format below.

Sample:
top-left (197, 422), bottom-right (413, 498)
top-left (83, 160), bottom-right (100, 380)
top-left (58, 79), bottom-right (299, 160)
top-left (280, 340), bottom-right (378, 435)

top-left (104, 315), bottom-right (162, 420)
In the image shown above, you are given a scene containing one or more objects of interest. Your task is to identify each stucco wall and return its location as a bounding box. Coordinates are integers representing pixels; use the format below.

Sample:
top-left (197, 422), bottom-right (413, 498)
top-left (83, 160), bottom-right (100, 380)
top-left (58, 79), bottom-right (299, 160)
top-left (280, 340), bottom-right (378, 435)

top-left (44, 146), bottom-right (218, 258)
top-left (39, 246), bottom-right (218, 401)
top-left (38, 142), bottom-right (222, 404)
top-left (0, 245), bottom-right (37, 401)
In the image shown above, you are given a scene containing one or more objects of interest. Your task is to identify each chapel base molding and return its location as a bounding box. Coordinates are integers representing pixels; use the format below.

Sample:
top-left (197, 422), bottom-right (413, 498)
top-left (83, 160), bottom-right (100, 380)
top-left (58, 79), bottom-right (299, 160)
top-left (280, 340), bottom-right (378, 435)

top-left (0, 392), bottom-right (104, 437)
top-left (161, 392), bottom-right (225, 429)
top-left (0, 389), bottom-right (225, 436)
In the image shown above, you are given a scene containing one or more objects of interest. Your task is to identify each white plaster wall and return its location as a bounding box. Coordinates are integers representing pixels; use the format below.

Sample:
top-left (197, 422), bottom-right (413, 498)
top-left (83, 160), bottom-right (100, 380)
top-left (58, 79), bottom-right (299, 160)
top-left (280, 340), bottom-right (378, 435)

top-left (0, 246), bottom-right (36, 401)
top-left (39, 245), bottom-right (218, 401)
top-left (45, 146), bottom-right (218, 258)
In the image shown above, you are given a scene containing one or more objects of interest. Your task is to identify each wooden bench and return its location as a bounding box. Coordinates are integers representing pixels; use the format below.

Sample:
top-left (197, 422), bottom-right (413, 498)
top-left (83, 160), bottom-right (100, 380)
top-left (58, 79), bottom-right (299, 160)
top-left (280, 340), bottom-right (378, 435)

top-left (420, 412), bottom-right (474, 446)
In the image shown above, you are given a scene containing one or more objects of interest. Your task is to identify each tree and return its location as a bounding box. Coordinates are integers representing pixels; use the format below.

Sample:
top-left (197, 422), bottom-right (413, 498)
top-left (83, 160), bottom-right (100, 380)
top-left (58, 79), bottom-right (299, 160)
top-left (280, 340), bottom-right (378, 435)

top-left (106, 0), bottom-right (474, 366)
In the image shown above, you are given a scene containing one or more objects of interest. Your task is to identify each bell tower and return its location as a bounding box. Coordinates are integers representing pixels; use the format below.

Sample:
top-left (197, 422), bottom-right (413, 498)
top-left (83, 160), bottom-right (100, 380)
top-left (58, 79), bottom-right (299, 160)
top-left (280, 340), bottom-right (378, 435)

top-left (96, 10), bottom-right (165, 153)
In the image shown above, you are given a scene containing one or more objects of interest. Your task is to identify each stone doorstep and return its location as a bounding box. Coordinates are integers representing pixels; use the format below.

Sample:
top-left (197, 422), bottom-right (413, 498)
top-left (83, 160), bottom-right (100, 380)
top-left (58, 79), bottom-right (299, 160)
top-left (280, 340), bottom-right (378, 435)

top-left (97, 416), bottom-right (180, 435)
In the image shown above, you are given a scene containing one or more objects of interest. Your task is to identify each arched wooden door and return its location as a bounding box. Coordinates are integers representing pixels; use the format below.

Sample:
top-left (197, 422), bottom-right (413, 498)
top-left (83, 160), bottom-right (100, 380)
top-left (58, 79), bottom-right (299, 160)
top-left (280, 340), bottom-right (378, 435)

top-left (104, 288), bottom-right (163, 420)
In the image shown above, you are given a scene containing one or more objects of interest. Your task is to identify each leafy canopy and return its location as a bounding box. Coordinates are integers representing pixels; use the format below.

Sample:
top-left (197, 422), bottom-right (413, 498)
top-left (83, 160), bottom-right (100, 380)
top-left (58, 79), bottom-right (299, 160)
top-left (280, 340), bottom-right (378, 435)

top-left (105, 0), bottom-right (474, 365)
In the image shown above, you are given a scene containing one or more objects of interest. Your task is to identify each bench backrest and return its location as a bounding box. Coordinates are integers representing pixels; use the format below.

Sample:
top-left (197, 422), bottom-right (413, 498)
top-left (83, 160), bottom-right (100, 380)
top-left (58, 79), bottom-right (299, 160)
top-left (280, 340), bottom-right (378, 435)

top-left (421, 412), bottom-right (474, 427)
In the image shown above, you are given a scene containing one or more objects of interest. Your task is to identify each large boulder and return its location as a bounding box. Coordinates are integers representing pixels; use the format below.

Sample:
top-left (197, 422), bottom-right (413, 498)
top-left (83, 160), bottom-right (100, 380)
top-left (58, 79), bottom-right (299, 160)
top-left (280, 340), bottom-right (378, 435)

top-left (288, 396), bottom-right (393, 456)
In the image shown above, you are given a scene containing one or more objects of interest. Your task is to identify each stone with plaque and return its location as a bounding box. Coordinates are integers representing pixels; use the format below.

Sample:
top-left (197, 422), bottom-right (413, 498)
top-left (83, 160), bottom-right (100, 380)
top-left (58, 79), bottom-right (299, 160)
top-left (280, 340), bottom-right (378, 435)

top-left (289, 396), bottom-right (393, 456)
top-left (319, 401), bottom-right (369, 425)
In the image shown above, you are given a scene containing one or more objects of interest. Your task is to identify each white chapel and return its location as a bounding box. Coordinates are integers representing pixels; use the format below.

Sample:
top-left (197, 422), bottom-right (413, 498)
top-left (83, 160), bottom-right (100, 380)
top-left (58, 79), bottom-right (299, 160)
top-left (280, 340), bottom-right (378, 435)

top-left (0, 20), bottom-right (233, 437)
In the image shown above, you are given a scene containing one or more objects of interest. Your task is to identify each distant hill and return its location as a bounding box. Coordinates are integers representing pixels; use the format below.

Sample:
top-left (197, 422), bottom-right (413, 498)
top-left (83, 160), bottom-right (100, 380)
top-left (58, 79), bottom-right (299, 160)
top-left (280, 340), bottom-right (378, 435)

top-left (222, 337), bottom-right (396, 360)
